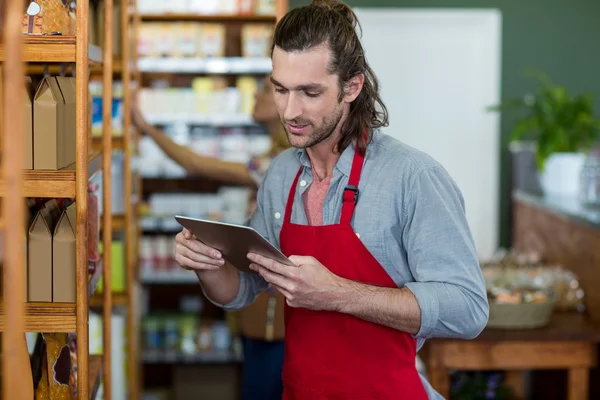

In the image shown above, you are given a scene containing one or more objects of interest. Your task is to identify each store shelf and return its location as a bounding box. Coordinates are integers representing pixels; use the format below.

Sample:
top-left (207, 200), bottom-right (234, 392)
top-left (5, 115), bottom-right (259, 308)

top-left (141, 268), bottom-right (198, 284)
top-left (139, 13), bottom-right (276, 22)
top-left (0, 36), bottom-right (102, 64)
top-left (137, 57), bottom-right (271, 74)
top-left (92, 136), bottom-right (125, 151)
top-left (146, 113), bottom-right (258, 127)
top-left (101, 214), bottom-right (126, 231)
top-left (89, 355), bottom-right (103, 400)
top-left (142, 349), bottom-right (242, 364)
top-left (0, 302), bottom-right (76, 332)
top-left (0, 260), bottom-right (105, 332)
top-left (27, 58), bottom-right (124, 75)
top-left (90, 292), bottom-right (129, 307)
top-left (0, 151), bottom-right (102, 198)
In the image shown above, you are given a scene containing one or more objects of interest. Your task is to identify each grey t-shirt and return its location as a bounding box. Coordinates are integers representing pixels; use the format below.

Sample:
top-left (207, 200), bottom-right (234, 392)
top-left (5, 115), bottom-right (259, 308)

top-left (202, 130), bottom-right (488, 399)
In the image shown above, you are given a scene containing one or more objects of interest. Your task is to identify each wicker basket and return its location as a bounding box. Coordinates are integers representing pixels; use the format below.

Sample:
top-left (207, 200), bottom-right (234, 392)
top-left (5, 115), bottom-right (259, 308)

top-left (486, 300), bottom-right (554, 330)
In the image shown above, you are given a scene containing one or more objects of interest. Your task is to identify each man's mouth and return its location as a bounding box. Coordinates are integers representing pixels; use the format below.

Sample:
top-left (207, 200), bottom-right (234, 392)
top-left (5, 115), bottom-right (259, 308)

top-left (286, 123), bottom-right (310, 134)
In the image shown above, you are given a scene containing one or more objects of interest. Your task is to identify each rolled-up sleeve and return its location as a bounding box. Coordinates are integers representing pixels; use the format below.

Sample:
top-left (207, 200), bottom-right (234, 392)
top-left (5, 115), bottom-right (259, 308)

top-left (402, 166), bottom-right (489, 340)
top-left (200, 179), bottom-right (270, 310)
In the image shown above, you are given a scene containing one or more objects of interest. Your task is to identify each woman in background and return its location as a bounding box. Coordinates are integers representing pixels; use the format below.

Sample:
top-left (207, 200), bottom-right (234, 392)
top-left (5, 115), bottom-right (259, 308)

top-left (132, 77), bottom-right (288, 400)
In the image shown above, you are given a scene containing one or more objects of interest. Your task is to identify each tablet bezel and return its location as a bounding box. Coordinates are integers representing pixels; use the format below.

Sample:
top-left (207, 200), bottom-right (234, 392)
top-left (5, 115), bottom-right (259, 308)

top-left (174, 215), bottom-right (295, 273)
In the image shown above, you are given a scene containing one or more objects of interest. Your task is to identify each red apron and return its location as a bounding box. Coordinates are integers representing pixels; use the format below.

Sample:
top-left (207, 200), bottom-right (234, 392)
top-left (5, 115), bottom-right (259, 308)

top-left (279, 148), bottom-right (428, 400)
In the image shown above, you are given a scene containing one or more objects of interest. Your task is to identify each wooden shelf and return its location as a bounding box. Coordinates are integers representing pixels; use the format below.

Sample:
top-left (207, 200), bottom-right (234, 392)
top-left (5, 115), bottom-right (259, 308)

top-left (27, 58), bottom-right (122, 75)
top-left (92, 136), bottom-right (125, 151)
top-left (90, 292), bottom-right (128, 307)
top-left (0, 36), bottom-right (102, 64)
top-left (100, 214), bottom-right (126, 231)
top-left (0, 151), bottom-right (102, 198)
top-left (89, 355), bottom-right (103, 400)
top-left (139, 13), bottom-right (276, 22)
top-left (0, 302), bottom-right (76, 332)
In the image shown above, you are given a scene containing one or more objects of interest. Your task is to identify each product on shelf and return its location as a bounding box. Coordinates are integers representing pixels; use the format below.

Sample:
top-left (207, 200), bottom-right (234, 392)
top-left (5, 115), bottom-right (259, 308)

top-left (53, 202), bottom-right (77, 303)
top-left (90, 81), bottom-right (125, 138)
top-left (33, 76), bottom-right (77, 170)
top-left (24, 77), bottom-right (33, 169)
top-left (241, 24), bottom-right (274, 58)
top-left (22, 0), bottom-right (75, 36)
top-left (28, 199), bottom-right (61, 302)
top-left (481, 249), bottom-right (585, 312)
top-left (136, 0), bottom-right (276, 16)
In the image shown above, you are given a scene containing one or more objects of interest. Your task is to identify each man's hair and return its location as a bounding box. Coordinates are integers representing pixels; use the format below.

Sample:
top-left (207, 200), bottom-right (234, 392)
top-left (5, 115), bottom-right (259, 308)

top-left (272, 0), bottom-right (389, 155)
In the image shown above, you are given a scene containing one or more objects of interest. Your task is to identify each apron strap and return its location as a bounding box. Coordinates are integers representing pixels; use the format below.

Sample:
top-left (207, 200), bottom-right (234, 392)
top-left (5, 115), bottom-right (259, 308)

top-left (340, 148), bottom-right (366, 226)
top-left (284, 167), bottom-right (303, 224)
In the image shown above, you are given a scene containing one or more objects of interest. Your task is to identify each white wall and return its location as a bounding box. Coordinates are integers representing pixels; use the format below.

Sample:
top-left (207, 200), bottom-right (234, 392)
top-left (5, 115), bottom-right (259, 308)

top-left (354, 8), bottom-right (502, 259)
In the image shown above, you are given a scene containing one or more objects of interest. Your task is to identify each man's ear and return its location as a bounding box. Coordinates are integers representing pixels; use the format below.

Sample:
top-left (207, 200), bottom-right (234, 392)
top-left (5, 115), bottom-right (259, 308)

top-left (343, 73), bottom-right (365, 103)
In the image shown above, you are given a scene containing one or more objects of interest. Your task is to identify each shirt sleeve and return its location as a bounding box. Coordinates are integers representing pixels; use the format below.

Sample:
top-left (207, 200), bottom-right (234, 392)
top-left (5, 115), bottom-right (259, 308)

top-left (200, 166), bottom-right (271, 311)
top-left (402, 166), bottom-right (489, 340)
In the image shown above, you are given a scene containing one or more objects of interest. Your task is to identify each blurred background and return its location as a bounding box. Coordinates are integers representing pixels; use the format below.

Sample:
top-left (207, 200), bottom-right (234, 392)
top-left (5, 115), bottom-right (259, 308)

top-left (1, 0), bottom-right (600, 400)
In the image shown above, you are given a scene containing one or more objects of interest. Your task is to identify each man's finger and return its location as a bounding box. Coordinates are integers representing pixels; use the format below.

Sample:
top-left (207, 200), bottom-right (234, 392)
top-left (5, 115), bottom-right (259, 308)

top-left (247, 253), bottom-right (294, 277)
top-left (251, 263), bottom-right (294, 292)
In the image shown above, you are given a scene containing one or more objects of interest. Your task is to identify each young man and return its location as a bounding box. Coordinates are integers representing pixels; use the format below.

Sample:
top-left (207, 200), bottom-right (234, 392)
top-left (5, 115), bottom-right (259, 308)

top-left (175, 1), bottom-right (489, 398)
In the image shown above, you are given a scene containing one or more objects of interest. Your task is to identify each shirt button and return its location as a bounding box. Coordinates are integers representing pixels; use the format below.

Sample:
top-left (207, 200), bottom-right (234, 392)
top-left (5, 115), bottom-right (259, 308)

top-left (300, 180), bottom-right (307, 187)
top-left (274, 212), bottom-right (281, 219)
top-left (356, 233), bottom-right (361, 239)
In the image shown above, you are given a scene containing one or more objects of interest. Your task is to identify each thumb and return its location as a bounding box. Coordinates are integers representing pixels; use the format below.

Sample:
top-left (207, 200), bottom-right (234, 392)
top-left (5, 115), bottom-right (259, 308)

top-left (183, 228), bottom-right (193, 240)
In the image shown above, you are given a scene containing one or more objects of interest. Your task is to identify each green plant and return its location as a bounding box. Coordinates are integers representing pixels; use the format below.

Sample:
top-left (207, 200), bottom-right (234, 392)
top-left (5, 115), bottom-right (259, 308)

top-left (488, 71), bottom-right (600, 171)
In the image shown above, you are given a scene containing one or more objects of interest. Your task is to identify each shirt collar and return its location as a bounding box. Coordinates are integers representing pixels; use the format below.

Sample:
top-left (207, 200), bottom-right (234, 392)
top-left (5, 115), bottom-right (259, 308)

top-left (294, 140), bottom-right (356, 178)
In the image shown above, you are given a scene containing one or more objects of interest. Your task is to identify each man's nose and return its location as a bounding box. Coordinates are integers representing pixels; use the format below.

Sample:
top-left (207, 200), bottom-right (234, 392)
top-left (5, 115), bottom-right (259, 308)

top-left (283, 93), bottom-right (302, 121)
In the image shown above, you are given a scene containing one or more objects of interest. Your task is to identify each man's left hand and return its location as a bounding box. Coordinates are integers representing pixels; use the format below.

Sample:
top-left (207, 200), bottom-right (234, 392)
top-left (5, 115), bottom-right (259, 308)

top-left (247, 253), bottom-right (345, 311)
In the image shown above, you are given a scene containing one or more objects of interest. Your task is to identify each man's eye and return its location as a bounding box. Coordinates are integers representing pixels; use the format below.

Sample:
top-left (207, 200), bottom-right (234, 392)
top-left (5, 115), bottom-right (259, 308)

top-left (275, 88), bottom-right (286, 94)
top-left (306, 92), bottom-right (320, 98)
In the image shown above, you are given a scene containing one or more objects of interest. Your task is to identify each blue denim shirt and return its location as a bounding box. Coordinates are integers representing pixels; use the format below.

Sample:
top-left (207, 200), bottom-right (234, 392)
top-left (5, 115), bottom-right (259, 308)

top-left (203, 130), bottom-right (489, 399)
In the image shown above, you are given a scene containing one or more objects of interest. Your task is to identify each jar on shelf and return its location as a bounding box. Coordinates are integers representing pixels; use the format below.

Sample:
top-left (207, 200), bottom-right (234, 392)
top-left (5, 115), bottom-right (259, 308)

top-left (580, 148), bottom-right (600, 207)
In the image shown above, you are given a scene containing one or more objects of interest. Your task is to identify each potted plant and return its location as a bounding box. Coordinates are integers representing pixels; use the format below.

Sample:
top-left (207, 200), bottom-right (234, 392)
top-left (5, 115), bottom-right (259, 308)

top-left (489, 71), bottom-right (600, 196)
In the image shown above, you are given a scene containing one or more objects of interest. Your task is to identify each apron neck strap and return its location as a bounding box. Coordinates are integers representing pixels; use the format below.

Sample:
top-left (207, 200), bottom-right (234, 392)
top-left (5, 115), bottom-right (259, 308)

top-left (340, 147), bottom-right (365, 225)
top-left (284, 167), bottom-right (303, 223)
top-left (284, 137), bottom-right (368, 225)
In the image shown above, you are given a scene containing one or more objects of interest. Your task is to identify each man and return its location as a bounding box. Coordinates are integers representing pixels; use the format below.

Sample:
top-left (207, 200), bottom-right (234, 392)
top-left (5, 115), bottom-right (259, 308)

top-left (175, 1), bottom-right (489, 399)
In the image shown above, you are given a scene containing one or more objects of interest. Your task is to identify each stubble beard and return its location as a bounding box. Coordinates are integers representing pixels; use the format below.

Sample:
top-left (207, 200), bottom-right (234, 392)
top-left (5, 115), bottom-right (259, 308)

top-left (282, 104), bottom-right (345, 150)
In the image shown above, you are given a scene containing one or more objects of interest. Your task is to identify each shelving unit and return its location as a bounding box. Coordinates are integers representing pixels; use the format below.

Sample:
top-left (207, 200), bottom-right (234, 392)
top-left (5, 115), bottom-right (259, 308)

top-left (134, 1), bottom-right (287, 396)
top-left (1, 0), bottom-right (114, 399)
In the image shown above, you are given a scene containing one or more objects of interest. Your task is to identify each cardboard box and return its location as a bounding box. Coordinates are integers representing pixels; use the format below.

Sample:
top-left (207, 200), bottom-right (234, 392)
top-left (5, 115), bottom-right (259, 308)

top-left (53, 203), bottom-right (76, 303)
top-left (24, 77), bottom-right (33, 169)
top-left (33, 77), bottom-right (76, 170)
top-left (56, 76), bottom-right (76, 168)
top-left (28, 200), bottom-right (61, 302)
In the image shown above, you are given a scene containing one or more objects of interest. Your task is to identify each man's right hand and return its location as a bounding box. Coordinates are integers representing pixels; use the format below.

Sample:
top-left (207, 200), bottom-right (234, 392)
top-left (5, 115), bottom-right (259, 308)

top-left (175, 228), bottom-right (225, 272)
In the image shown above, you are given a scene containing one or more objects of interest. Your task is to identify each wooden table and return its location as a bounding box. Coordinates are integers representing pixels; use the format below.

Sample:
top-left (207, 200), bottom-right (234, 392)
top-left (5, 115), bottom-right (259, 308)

top-left (425, 313), bottom-right (600, 400)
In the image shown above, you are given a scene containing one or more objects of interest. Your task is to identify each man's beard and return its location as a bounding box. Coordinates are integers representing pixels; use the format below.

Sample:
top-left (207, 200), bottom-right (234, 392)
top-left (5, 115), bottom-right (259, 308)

top-left (283, 105), bottom-right (344, 149)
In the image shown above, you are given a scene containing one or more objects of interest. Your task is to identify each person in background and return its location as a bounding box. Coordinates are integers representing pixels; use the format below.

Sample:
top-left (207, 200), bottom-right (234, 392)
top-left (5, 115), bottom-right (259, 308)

top-left (131, 77), bottom-right (288, 400)
top-left (174, 1), bottom-right (489, 399)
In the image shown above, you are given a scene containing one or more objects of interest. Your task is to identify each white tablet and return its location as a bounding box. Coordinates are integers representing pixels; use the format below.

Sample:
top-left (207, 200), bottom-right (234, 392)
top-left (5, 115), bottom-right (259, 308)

top-left (174, 215), bottom-right (295, 273)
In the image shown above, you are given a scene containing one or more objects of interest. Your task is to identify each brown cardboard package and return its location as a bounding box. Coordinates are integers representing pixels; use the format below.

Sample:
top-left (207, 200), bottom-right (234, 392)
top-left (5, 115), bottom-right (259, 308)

top-left (28, 200), bottom-right (61, 302)
top-left (24, 77), bottom-right (33, 169)
top-left (53, 203), bottom-right (76, 303)
top-left (56, 76), bottom-right (76, 169)
top-left (33, 77), bottom-right (76, 170)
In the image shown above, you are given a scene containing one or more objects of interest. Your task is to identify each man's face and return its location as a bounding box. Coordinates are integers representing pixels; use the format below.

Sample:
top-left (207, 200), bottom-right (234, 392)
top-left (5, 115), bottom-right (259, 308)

top-left (270, 44), bottom-right (345, 149)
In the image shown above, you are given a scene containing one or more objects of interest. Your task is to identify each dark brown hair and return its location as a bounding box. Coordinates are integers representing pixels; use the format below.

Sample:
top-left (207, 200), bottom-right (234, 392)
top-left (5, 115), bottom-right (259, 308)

top-left (272, 0), bottom-right (389, 155)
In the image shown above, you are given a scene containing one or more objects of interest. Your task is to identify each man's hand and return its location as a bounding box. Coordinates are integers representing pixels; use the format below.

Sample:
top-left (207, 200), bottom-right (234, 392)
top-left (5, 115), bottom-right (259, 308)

top-left (248, 252), bottom-right (422, 335)
top-left (175, 228), bottom-right (225, 272)
top-left (247, 253), bottom-right (344, 311)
